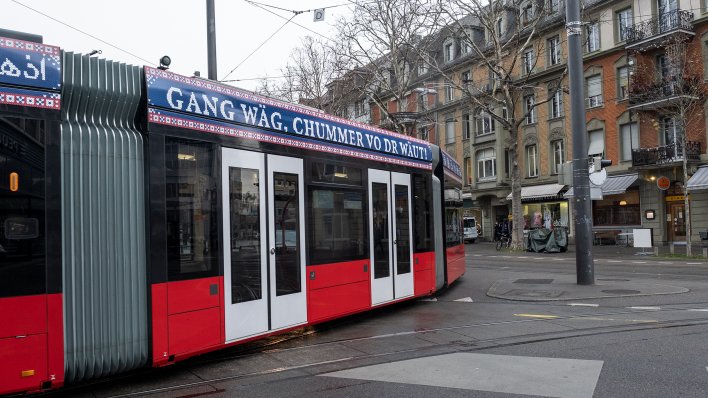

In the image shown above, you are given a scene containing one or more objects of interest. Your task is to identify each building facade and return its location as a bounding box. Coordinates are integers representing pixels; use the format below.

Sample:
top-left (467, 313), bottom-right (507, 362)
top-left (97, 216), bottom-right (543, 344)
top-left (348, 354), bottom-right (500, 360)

top-left (332, 0), bottom-right (708, 246)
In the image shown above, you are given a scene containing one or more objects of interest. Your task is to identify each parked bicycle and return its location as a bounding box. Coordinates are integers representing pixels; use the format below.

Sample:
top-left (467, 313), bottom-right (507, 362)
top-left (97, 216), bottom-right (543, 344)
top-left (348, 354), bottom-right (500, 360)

top-left (496, 233), bottom-right (511, 251)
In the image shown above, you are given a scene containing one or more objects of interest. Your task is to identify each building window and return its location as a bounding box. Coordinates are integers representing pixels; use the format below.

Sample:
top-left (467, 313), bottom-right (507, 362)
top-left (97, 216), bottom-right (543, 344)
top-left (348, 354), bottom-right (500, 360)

top-left (616, 8), bottom-right (633, 42)
top-left (592, 190), bottom-right (640, 226)
top-left (586, 22), bottom-right (600, 53)
top-left (477, 148), bottom-right (496, 181)
top-left (524, 202), bottom-right (569, 230)
top-left (620, 122), bottom-right (639, 161)
top-left (417, 93), bottom-right (425, 112)
top-left (444, 40), bottom-right (455, 63)
top-left (524, 95), bottom-right (536, 124)
top-left (522, 1), bottom-right (534, 24)
top-left (586, 75), bottom-right (603, 108)
top-left (617, 66), bottom-right (629, 100)
top-left (417, 126), bottom-right (429, 141)
top-left (476, 109), bottom-right (495, 136)
top-left (355, 99), bottom-right (366, 116)
top-left (461, 71), bottom-right (471, 90)
top-left (551, 139), bottom-right (564, 174)
top-left (526, 145), bottom-right (538, 177)
top-left (464, 157), bottom-right (472, 185)
top-left (445, 117), bottom-right (456, 144)
top-left (548, 35), bottom-right (561, 66)
top-left (588, 129), bottom-right (605, 157)
top-left (504, 149), bottom-right (511, 178)
top-left (418, 59), bottom-right (429, 75)
top-left (548, 0), bottom-right (560, 14)
top-left (462, 113), bottom-right (471, 139)
top-left (496, 17), bottom-right (504, 36)
top-left (445, 85), bottom-right (454, 102)
top-left (550, 89), bottom-right (563, 119)
top-left (523, 48), bottom-right (535, 74)
top-left (462, 30), bottom-right (473, 54)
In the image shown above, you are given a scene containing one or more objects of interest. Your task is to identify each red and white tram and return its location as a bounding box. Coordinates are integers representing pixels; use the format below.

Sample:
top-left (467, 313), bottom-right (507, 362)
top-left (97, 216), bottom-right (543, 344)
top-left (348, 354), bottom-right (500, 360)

top-left (0, 31), bottom-right (465, 395)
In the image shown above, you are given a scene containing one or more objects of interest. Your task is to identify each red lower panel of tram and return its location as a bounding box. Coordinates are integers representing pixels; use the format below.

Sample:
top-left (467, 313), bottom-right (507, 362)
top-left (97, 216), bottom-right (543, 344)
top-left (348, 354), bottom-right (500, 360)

top-left (414, 251), bottom-right (436, 296)
top-left (151, 277), bottom-right (223, 366)
top-left (307, 260), bottom-right (371, 323)
top-left (0, 293), bottom-right (64, 395)
top-left (446, 244), bottom-right (466, 284)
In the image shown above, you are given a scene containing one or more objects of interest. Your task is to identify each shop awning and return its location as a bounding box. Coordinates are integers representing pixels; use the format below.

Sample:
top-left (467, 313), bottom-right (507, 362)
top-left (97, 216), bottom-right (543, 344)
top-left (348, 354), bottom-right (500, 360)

top-left (564, 173), bottom-right (638, 197)
top-left (687, 166), bottom-right (708, 191)
top-left (506, 183), bottom-right (565, 201)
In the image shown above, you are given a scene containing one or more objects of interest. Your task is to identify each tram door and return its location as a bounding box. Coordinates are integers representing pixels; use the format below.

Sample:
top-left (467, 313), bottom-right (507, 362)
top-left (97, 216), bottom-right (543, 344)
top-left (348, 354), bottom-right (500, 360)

top-left (368, 169), bottom-right (414, 306)
top-left (222, 148), bottom-right (307, 342)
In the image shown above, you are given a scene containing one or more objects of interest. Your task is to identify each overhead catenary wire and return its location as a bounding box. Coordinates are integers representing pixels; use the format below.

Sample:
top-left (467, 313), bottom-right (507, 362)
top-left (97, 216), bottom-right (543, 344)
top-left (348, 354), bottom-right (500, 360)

top-left (221, 13), bottom-right (297, 81)
top-left (10, 0), bottom-right (157, 66)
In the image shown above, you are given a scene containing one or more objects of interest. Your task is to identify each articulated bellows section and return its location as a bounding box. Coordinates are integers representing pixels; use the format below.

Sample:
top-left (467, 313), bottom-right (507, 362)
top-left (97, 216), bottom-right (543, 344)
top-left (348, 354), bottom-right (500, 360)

top-left (60, 52), bottom-right (148, 383)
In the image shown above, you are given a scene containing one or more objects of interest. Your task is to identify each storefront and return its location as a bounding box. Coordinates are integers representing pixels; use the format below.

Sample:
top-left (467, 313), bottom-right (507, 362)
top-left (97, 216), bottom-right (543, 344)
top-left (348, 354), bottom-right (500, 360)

top-left (507, 183), bottom-right (570, 233)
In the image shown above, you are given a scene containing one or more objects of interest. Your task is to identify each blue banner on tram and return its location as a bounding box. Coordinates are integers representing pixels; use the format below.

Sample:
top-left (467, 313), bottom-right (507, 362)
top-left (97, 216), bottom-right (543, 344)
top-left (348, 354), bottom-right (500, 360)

top-left (442, 149), bottom-right (462, 179)
top-left (145, 67), bottom-right (432, 164)
top-left (0, 37), bottom-right (61, 91)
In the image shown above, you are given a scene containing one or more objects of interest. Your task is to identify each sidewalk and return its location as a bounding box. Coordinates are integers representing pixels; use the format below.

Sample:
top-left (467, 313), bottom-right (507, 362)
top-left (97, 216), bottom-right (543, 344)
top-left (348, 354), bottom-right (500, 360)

top-left (469, 240), bottom-right (708, 261)
top-left (468, 242), bottom-right (694, 301)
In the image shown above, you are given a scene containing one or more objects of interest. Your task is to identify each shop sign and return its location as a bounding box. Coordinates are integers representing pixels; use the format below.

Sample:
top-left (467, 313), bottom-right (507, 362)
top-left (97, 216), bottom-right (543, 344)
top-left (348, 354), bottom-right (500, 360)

top-left (665, 195), bottom-right (686, 202)
top-left (657, 176), bottom-right (671, 190)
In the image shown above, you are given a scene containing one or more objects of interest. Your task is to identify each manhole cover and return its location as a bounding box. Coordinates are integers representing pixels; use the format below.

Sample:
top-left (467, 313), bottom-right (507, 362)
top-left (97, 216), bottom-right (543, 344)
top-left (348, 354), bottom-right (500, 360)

top-left (514, 279), bottom-right (554, 284)
top-left (601, 289), bottom-right (640, 294)
top-left (503, 289), bottom-right (566, 298)
top-left (597, 278), bottom-right (630, 282)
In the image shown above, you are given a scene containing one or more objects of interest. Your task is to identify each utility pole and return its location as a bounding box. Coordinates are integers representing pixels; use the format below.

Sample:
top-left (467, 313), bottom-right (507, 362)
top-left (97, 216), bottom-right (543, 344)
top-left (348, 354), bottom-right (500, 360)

top-left (206, 0), bottom-right (217, 80)
top-left (565, 0), bottom-right (594, 285)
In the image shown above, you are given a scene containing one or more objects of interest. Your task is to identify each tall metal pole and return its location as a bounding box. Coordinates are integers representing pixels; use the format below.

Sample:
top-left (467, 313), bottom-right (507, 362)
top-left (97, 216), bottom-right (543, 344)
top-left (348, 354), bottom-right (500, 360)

top-left (565, 0), bottom-right (594, 285)
top-left (206, 0), bottom-right (217, 80)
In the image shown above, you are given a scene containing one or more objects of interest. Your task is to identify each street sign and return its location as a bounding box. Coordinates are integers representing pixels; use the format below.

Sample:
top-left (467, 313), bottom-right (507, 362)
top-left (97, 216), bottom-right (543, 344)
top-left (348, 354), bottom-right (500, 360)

top-left (657, 176), bottom-right (670, 190)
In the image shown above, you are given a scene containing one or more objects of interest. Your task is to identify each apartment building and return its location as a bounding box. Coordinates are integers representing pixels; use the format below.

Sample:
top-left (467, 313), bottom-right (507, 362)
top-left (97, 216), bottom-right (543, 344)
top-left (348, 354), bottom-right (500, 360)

top-left (333, 0), bottom-right (708, 245)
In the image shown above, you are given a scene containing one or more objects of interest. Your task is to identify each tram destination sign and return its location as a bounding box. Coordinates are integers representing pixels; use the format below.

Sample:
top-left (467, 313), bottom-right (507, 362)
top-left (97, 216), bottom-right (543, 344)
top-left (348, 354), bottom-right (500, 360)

top-left (0, 37), bottom-right (61, 91)
top-left (145, 67), bottom-right (432, 164)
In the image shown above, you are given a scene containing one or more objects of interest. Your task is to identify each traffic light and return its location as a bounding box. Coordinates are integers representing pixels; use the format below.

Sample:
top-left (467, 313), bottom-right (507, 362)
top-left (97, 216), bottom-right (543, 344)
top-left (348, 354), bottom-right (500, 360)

top-left (592, 157), bottom-right (612, 172)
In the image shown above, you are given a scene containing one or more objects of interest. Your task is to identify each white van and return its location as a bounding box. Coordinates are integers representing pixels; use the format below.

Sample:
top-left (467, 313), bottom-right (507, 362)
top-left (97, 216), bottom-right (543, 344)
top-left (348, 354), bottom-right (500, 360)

top-left (463, 217), bottom-right (478, 243)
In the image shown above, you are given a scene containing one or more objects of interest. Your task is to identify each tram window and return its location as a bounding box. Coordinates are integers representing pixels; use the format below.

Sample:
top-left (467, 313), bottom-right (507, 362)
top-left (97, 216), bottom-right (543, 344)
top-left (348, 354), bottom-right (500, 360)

top-left (311, 162), bottom-right (362, 186)
top-left (0, 117), bottom-right (47, 298)
top-left (444, 185), bottom-right (463, 247)
top-left (413, 173), bottom-right (433, 252)
top-left (308, 188), bottom-right (367, 265)
top-left (165, 138), bottom-right (219, 281)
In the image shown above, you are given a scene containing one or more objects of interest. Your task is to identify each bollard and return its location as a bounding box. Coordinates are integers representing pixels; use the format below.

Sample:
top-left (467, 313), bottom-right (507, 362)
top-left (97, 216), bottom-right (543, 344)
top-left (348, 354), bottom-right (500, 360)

top-left (654, 247), bottom-right (659, 256)
top-left (670, 243), bottom-right (675, 254)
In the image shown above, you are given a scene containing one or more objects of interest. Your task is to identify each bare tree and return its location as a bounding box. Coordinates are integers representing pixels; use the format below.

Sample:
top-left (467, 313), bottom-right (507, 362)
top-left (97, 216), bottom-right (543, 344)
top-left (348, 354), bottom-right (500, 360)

top-left (629, 36), bottom-right (707, 255)
top-left (333, 0), bottom-right (443, 134)
top-left (418, 0), bottom-right (569, 249)
top-left (255, 36), bottom-right (346, 112)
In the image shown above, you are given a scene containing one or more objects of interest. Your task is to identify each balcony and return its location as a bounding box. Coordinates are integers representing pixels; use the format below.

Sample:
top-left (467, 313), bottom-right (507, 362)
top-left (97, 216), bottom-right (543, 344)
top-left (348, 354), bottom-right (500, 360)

top-left (628, 79), bottom-right (701, 111)
top-left (631, 141), bottom-right (701, 167)
top-left (624, 10), bottom-right (694, 51)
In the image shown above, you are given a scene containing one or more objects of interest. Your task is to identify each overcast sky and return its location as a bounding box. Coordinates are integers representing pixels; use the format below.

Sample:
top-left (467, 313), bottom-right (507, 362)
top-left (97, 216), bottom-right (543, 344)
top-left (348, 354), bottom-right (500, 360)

top-left (1, 0), bottom-right (350, 91)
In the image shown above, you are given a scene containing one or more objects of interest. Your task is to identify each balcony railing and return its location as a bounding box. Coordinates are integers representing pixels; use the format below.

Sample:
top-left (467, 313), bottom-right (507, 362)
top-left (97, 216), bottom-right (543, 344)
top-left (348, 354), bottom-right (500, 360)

top-left (631, 141), bottom-right (701, 166)
top-left (624, 10), bottom-right (694, 48)
top-left (628, 79), bottom-right (701, 109)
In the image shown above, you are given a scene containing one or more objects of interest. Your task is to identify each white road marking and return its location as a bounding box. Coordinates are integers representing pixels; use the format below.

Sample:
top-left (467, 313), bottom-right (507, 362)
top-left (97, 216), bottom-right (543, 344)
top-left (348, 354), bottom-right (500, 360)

top-left (569, 303), bottom-right (599, 307)
top-left (628, 306), bottom-right (660, 310)
top-left (607, 260), bottom-right (622, 263)
top-left (454, 297), bottom-right (474, 302)
top-left (632, 261), bottom-right (647, 264)
top-left (553, 258), bottom-right (565, 261)
top-left (687, 262), bottom-right (703, 265)
top-left (419, 298), bottom-right (438, 302)
top-left (532, 257), bottom-right (545, 260)
top-left (686, 309), bottom-right (708, 312)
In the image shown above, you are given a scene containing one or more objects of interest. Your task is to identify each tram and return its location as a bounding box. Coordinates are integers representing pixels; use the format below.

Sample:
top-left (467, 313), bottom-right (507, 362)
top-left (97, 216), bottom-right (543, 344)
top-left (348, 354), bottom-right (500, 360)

top-left (0, 31), bottom-right (465, 395)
